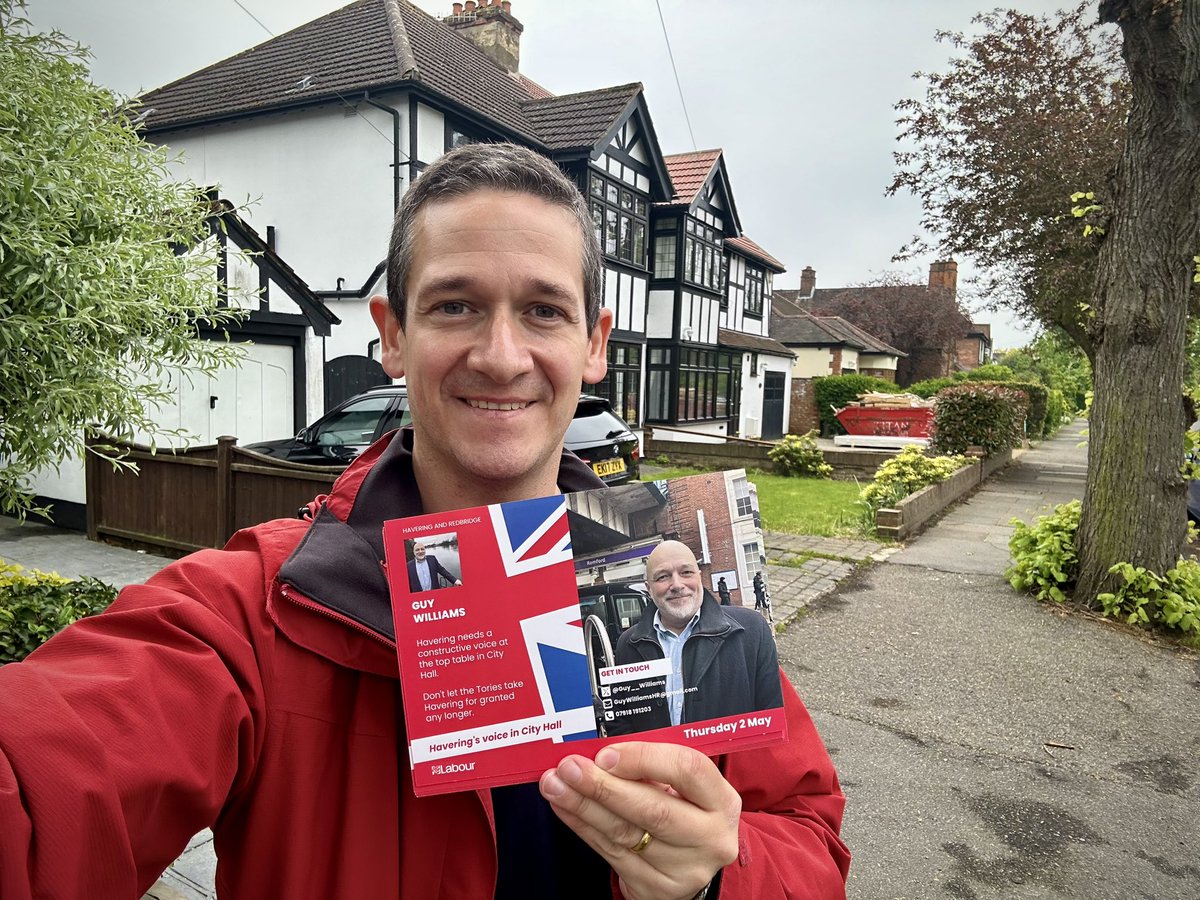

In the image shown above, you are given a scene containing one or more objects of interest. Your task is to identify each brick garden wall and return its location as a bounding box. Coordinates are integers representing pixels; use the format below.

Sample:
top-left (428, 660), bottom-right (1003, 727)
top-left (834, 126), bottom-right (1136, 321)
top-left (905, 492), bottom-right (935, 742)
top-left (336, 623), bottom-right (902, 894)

top-left (789, 377), bottom-right (821, 436)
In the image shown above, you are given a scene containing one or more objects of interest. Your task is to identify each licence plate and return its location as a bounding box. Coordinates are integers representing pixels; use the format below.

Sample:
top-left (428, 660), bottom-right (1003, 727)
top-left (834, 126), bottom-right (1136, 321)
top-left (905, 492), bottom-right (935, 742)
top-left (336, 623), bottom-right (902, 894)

top-left (591, 458), bottom-right (626, 478)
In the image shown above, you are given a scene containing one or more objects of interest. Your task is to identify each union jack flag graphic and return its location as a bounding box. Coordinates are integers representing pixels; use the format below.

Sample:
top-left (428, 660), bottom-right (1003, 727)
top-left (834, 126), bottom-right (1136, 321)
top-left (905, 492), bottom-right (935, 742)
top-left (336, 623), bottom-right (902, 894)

top-left (519, 604), bottom-right (598, 742)
top-left (489, 495), bottom-right (573, 577)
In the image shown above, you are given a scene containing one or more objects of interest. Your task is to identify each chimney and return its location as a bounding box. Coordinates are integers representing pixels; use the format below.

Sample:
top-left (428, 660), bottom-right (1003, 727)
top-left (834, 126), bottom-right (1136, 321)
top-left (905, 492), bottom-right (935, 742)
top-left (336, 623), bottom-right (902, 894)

top-left (928, 260), bottom-right (958, 293)
top-left (444, 1), bottom-right (524, 74)
top-left (799, 266), bottom-right (816, 297)
top-left (452, 2), bottom-right (462, 12)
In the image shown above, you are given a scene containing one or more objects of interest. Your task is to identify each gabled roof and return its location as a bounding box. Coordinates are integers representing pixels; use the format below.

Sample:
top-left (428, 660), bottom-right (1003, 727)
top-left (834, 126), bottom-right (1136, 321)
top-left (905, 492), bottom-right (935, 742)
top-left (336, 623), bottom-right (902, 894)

top-left (725, 235), bottom-right (785, 273)
top-left (717, 329), bottom-right (795, 358)
top-left (210, 200), bottom-right (339, 336)
top-left (523, 83), bottom-right (642, 152)
top-left (769, 310), bottom-right (905, 357)
top-left (141, 0), bottom-right (543, 141)
top-left (662, 149), bottom-right (721, 204)
top-left (658, 149), bottom-right (743, 234)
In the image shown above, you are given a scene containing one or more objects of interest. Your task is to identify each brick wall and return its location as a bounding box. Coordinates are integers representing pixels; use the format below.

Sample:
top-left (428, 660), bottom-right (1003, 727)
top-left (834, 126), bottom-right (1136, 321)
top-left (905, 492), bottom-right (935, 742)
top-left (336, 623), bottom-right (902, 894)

top-left (830, 348), bottom-right (843, 374)
top-left (859, 367), bottom-right (896, 383)
top-left (789, 377), bottom-right (821, 435)
top-left (956, 337), bottom-right (982, 371)
top-left (658, 472), bottom-right (747, 605)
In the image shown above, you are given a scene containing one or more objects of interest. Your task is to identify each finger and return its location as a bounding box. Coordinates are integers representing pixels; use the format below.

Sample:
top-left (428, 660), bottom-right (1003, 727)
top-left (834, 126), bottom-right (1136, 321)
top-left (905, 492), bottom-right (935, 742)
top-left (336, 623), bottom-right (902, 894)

top-left (544, 785), bottom-right (711, 900)
top-left (539, 758), bottom-right (685, 849)
top-left (595, 742), bottom-right (740, 814)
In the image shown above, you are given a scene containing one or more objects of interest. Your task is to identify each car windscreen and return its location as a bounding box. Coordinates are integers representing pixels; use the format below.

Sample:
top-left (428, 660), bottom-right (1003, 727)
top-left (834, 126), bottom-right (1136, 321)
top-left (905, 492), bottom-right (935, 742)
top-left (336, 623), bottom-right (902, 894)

top-left (568, 406), bottom-right (629, 443)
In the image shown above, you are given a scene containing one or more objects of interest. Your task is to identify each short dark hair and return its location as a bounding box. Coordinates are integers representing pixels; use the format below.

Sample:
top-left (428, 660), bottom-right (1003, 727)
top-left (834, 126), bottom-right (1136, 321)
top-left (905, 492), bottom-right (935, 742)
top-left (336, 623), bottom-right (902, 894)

top-left (385, 142), bottom-right (603, 331)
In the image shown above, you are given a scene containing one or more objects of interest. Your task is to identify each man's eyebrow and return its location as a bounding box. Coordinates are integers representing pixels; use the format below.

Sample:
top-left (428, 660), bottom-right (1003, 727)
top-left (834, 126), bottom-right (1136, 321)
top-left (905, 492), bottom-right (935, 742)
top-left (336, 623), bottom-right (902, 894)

top-left (419, 274), bottom-right (579, 305)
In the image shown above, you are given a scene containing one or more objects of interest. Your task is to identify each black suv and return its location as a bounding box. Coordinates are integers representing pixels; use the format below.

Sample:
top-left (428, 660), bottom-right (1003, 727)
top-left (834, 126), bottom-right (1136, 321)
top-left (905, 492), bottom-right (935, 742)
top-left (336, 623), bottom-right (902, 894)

top-left (244, 386), bottom-right (640, 483)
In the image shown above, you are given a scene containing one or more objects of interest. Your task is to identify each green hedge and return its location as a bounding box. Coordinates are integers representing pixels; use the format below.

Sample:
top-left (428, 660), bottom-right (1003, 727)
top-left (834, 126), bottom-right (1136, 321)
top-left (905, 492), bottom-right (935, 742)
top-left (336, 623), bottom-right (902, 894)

top-left (908, 377), bottom-right (959, 399)
top-left (960, 363), bottom-right (1016, 382)
top-left (0, 561), bottom-right (117, 663)
top-left (930, 383), bottom-right (1028, 456)
top-left (1044, 389), bottom-right (1068, 436)
top-left (812, 374), bottom-right (902, 436)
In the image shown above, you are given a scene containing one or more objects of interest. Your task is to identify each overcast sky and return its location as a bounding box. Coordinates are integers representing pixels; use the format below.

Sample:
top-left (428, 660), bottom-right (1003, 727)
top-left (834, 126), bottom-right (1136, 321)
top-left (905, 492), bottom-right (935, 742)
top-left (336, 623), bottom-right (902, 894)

top-left (27, 0), bottom-right (1102, 349)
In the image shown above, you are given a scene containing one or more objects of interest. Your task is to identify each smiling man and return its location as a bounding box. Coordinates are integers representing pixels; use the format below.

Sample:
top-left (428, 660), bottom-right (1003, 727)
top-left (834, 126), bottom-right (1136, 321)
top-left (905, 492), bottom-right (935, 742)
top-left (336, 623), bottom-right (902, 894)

top-left (609, 541), bottom-right (784, 733)
top-left (0, 143), bottom-right (849, 900)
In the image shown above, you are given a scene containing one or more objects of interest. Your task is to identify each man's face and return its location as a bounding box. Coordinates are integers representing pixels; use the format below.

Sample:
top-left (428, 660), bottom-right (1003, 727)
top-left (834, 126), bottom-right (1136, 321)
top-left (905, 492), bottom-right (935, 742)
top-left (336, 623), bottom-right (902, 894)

top-left (413, 543), bottom-right (426, 561)
top-left (371, 190), bottom-right (611, 504)
top-left (646, 541), bottom-right (704, 634)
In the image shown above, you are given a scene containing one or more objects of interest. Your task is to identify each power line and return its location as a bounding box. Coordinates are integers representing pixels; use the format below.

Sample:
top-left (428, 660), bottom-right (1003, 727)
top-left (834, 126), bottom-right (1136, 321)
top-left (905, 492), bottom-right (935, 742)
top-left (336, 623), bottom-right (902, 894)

top-left (655, 0), bottom-right (697, 151)
top-left (226, 0), bottom-right (401, 152)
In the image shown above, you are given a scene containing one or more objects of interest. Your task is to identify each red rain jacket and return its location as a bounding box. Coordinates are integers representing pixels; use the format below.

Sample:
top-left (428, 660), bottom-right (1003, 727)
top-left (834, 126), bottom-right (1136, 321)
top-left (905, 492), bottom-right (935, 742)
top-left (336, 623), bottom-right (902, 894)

top-left (0, 430), bottom-right (849, 898)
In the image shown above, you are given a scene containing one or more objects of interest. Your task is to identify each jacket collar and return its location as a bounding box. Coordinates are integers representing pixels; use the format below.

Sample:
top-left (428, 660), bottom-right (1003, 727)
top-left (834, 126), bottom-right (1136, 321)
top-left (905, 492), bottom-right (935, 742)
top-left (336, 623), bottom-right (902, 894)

top-left (272, 427), bottom-right (603, 672)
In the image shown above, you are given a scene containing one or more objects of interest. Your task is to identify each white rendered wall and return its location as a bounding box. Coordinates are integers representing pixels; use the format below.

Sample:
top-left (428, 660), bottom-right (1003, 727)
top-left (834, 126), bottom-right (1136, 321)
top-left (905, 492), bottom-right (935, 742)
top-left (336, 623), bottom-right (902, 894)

top-left (859, 353), bottom-right (899, 374)
top-left (646, 290), bottom-right (675, 338)
top-left (155, 97), bottom-right (401, 309)
top-left (739, 352), bottom-right (762, 438)
top-left (792, 347), bottom-right (834, 378)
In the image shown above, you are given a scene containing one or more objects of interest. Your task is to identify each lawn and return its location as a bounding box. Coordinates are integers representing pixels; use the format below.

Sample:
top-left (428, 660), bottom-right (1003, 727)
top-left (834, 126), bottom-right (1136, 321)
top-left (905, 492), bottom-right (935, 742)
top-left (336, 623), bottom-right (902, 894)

top-left (643, 467), bottom-right (867, 537)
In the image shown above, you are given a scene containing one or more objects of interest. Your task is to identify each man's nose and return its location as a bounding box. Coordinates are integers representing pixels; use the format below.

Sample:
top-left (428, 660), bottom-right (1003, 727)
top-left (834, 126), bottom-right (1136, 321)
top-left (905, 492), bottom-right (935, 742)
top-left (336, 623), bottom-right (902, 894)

top-left (466, 309), bottom-right (534, 382)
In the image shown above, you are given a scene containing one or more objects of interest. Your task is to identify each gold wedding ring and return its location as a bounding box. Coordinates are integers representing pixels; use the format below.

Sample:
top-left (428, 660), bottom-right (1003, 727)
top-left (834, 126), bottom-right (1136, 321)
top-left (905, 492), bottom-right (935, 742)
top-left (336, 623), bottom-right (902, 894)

top-left (630, 830), bottom-right (653, 854)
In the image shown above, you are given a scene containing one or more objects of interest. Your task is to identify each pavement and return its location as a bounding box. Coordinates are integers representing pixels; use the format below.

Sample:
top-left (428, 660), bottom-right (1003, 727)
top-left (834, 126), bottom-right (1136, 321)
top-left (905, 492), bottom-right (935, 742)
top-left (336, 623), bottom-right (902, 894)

top-left (4, 419), bottom-right (1196, 898)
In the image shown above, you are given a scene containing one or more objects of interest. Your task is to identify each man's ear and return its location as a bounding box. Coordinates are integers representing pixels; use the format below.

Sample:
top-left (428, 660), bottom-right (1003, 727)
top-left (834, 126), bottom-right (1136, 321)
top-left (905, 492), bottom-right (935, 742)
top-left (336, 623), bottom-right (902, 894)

top-left (369, 295), bottom-right (406, 378)
top-left (583, 307), bottom-right (615, 385)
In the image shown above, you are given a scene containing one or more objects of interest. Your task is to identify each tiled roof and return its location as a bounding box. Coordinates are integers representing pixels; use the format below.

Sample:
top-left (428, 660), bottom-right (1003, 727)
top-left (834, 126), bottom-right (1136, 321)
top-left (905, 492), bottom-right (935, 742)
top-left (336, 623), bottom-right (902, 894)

top-left (515, 73), bottom-right (554, 100)
top-left (726, 235), bottom-right (785, 272)
top-left (769, 310), bottom-right (905, 357)
top-left (523, 83), bottom-right (642, 152)
top-left (142, 0), bottom-right (543, 142)
top-left (660, 149), bottom-right (721, 206)
top-left (717, 329), bottom-right (795, 357)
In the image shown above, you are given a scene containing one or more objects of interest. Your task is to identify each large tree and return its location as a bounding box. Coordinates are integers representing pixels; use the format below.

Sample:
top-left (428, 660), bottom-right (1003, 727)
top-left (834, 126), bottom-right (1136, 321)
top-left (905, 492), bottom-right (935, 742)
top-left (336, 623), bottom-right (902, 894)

top-left (0, 2), bottom-right (242, 518)
top-left (1076, 0), bottom-right (1200, 598)
top-left (889, 2), bottom-right (1128, 355)
top-left (892, 1), bottom-right (1200, 598)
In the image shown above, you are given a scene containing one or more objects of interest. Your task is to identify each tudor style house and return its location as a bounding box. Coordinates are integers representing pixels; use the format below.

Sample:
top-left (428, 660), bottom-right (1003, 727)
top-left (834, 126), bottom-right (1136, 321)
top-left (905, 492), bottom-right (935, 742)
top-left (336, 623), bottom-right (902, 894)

top-left (133, 0), bottom-right (792, 442)
top-left (33, 0), bottom-right (798, 519)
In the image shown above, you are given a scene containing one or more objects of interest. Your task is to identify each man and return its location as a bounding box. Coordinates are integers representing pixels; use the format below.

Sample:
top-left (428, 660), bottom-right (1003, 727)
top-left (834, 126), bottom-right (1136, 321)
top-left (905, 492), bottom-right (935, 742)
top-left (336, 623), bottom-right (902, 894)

top-left (717, 575), bottom-right (732, 606)
top-left (753, 570), bottom-right (769, 610)
top-left (609, 542), bottom-right (783, 734)
top-left (407, 540), bottom-right (461, 592)
top-left (0, 144), bottom-right (848, 899)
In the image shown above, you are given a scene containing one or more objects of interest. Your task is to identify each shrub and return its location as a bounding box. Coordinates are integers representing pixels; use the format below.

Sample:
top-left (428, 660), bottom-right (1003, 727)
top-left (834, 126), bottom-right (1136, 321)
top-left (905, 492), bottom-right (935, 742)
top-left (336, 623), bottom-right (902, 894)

top-left (1044, 389), bottom-right (1069, 436)
top-left (812, 374), bottom-right (902, 436)
top-left (1007, 380), bottom-right (1048, 437)
top-left (961, 363), bottom-right (1016, 382)
top-left (1006, 500), bottom-right (1081, 603)
top-left (769, 431), bottom-right (833, 478)
top-left (0, 561), bottom-right (117, 663)
top-left (1097, 561), bottom-right (1200, 635)
top-left (859, 445), bottom-right (970, 511)
top-left (908, 377), bottom-right (958, 399)
top-left (929, 383), bottom-right (1028, 456)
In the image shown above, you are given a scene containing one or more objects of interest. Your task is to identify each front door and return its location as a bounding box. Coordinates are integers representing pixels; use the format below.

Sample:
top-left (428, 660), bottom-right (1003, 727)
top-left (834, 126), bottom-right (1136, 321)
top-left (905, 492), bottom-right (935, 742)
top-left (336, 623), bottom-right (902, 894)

top-left (762, 371), bottom-right (785, 440)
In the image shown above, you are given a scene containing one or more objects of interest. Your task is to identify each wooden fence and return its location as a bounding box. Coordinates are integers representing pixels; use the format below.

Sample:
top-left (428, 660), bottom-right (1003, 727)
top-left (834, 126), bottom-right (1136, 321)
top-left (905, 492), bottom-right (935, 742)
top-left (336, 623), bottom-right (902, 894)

top-left (85, 434), bottom-right (340, 553)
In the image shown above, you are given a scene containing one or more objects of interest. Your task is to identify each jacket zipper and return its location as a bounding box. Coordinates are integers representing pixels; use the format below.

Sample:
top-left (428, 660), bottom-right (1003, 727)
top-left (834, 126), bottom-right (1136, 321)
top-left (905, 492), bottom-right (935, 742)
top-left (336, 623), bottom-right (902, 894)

top-left (278, 582), bottom-right (397, 650)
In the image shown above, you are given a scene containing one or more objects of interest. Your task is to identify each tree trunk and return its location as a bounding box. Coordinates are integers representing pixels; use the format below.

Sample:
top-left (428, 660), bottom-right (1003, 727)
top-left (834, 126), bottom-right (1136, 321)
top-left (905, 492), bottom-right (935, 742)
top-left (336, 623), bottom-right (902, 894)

top-left (1076, 0), bottom-right (1200, 601)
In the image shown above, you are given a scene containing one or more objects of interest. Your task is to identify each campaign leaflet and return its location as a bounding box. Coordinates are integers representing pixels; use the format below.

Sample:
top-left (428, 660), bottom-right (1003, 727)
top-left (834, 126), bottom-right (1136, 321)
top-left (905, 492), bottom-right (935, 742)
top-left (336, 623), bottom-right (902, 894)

top-left (383, 471), bottom-right (786, 797)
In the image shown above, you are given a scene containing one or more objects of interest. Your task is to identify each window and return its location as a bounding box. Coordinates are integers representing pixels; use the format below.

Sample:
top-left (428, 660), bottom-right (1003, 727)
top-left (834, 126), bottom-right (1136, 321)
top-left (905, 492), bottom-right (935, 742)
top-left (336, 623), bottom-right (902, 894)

top-left (741, 541), bottom-right (764, 579)
top-left (682, 215), bottom-right (723, 293)
top-left (645, 345), bottom-right (740, 425)
top-left (654, 235), bottom-right (676, 279)
top-left (733, 475), bottom-right (753, 517)
top-left (585, 342), bottom-right (642, 425)
top-left (589, 170), bottom-right (649, 268)
top-left (745, 264), bottom-right (765, 317)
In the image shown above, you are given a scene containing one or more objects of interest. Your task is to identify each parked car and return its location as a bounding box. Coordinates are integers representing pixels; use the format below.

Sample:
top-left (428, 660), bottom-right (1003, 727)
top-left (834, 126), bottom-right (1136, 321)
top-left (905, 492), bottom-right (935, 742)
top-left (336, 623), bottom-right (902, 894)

top-left (244, 386), bottom-right (641, 483)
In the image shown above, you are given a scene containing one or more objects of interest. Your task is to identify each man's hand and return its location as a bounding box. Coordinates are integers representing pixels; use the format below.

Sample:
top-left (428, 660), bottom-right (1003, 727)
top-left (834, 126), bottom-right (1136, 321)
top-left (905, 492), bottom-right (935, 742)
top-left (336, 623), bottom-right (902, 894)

top-left (539, 742), bottom-right (740, 900)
